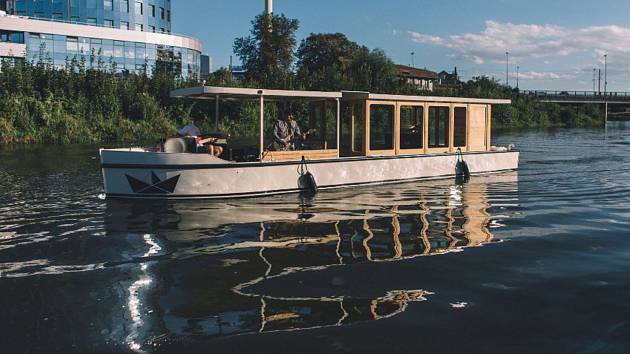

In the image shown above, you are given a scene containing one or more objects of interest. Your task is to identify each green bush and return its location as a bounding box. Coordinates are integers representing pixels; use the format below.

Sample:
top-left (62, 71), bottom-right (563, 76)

top-left (0, 59), bottom-right (198, 144)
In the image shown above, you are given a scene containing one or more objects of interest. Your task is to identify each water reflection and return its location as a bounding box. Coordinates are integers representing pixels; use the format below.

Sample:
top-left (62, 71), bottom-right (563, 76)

top-left (103, 173), bottom-right (518, 349)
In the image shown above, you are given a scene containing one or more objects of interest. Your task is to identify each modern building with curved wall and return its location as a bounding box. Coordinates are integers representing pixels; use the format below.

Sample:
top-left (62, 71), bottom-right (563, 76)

top-left (0, 0), bottom-right (206, 79)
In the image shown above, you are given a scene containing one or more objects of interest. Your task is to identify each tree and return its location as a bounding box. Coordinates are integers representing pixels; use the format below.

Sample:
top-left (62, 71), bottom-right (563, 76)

top-left (346, 48), bottom-right (399, 93)
top-left (296, 33), bottom-right (363, 90)
top-left (233, 13), bottom-right (299, 88)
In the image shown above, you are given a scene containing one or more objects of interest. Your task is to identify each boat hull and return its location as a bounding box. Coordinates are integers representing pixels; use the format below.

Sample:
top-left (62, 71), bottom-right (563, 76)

top-left (100, 150), bottom-right (519, 199)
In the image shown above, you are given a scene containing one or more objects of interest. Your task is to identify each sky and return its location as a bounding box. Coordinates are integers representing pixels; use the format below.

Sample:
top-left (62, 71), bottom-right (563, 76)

top-left (173, 0), bottom-right (630, 91)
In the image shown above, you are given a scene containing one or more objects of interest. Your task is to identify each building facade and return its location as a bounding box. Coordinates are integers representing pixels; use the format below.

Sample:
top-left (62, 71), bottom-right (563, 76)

top-left (438, 67), bottom-right (460, 87)
top-left (395, 64), bottom-right (437, 92)
top-left (0, 0), bottom-right (206, 79)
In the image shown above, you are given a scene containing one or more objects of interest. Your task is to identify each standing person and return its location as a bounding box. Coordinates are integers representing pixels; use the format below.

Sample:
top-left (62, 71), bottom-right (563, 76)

top-left (272, 111), bottom-right (310, 151)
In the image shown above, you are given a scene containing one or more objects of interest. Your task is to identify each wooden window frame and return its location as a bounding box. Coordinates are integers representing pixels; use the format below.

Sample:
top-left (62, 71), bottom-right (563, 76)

top-left (427, 103), bottom-right (451, 154)
top-left (486, 105), bottom-right (492, 150)
top-left (343, 100), bottom-right (367, 156)
top-left (396, 102), bottom-right (426, 155)
top-left (452, 104), bottom-right (468, 152)
top-left (366, 100), bottom-right (397, 156)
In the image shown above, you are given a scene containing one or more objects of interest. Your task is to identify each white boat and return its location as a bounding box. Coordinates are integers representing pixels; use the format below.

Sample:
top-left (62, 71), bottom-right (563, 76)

top-left (100, 86), bottom-right (518, 199)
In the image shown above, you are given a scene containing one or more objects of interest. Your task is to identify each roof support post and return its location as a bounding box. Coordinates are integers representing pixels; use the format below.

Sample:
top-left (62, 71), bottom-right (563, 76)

top-left (259, 95), bottom-right (265, 162)
top-left (336, 98), bottom-right (341, 159)
top-left (214, 95), bottom-right (220, 132)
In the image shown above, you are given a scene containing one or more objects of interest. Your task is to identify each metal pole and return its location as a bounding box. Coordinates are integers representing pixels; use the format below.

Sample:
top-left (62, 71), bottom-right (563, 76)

top-left (214, 95), bottom-right (219, 132)
top-left (516, 66), bottom-right (519, 89)
top-left (336, 98), bottom-right (341, 159)
top-left (505, 52), bottom-right (510, 87)
top-left (604, 54), bottom-right (608, 97)
top-left (411, 52), bottom-right (415, 68)
top-left (598, 69), bottom-right (601, 95)
top-left (259, 95), bottom-right (264, 162)
top-left (605, 102), bottom-right (608, 124)
top-left (593, 68), bottom-right (596, 93)
top-left (266, 0), bottom-right (273, 14)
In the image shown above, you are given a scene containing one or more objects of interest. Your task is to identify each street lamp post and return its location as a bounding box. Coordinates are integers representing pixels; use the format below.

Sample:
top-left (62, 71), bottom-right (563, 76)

top-left (516, 65), bottom-right (520, 89)
top-left (505, 52), bottom-right (509, 87)
top-left (604, 54), bottom-right (608, 96)
top-left (411, 52), bottom-right (415, 68)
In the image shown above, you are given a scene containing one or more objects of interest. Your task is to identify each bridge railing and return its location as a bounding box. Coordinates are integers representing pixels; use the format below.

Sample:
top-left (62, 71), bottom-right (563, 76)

top-left (521, 90), bottom-right (630, 100)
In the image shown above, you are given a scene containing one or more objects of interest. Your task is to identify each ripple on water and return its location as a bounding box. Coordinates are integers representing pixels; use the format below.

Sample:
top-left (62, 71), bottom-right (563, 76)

top-left (2, 128), bottom-right (630, 352)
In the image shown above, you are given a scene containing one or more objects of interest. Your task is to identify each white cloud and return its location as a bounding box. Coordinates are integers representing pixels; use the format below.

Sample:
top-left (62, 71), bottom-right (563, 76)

top-left (516, 71), bottom-right (576, 80)
top-left (409, 20), bottom-right (630, 66)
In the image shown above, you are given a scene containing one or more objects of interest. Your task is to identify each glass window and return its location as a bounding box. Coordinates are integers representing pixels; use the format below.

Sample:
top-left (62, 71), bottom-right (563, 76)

top-left (66, 37), bottom-right (78, 53)
top-left (454, 107), bottom-right (467, 147)
top-left (70, 16), bottom-right (80, 23)
top-left (122, 0), bottom-right (129, 12)
top-left (53, 35), bottom-right (66, 55)
top-left (149, 4), bottom-right (155, 17)
top-left (135, 1), bottom-right (142, 15)
top-left (135, 43), bottom-right (145, 59)
top-left (16, 0), bottom-right (27, 12)
top-left (0, 31), bottom-right (25, 44)
top-left (120, 21), bottom-right (129, 30)
top-left (104, 0), bottom-right (113, 10)
top-left (400, 106), bottom-right (423, 150)
top-left (149, 25), bottom-right (155, 33)
top-left (86, 0), bottom-right (97, 8)
top-left (52, 0), bottom-right (65, 12)
top-left (160, 6), bottom-right (164, 19)
top-left (104, 19), bottom-right (114, 27)
top-left (353, 103), bottom-right (365, 153)
top-left (78, 37), bottom-right (90, 53)
top-left (124, 43), bottom-right (134, 58)
top-left (369, 105), bottom-right (394, 151)
top-left (167, 10), bottom-right (170, 21)
top-left (135, 23), bottom-right (143, 31)
top-left (428, 106), bottom-right (449, 148)
top-left (114, 43), bottom-right (124, 58)
top-left (86, 18), bottom-right (97, 25)
top-left (102, 40), bottom-right (113, 57)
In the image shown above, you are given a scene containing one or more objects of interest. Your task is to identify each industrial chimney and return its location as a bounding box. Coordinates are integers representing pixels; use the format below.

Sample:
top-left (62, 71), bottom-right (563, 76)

top-left (265, 0), bottom-right (273, 15)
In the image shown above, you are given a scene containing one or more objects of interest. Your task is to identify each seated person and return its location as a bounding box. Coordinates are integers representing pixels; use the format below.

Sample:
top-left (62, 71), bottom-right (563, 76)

top-left (178, 117), bottom-right (203, 137)
top-left (272, 112), bottom-right (313, 151)
top-left (178, 118), bottom-right (224, 157)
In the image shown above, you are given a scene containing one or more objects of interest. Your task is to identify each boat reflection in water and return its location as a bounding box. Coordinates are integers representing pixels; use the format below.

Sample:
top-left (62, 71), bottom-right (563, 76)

top-left (104, 172), bottom-right (519, 349)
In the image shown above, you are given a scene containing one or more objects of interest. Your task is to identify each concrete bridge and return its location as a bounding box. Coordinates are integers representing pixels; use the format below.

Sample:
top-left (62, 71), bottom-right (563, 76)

top-left (521, 90), bottom-right (630, 121)
top-left (521, 90), bottom-right (630, 104)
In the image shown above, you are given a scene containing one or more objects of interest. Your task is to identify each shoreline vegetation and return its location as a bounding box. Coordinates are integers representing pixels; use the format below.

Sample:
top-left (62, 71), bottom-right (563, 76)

top-left (0, 13), bottom-right (605, 145)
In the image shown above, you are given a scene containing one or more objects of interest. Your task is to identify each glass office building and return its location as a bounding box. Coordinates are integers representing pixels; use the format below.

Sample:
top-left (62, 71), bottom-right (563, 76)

top-left (5, 0), bottom-right (171, 33)
top-left (0, 0), bottom-right (205, 79)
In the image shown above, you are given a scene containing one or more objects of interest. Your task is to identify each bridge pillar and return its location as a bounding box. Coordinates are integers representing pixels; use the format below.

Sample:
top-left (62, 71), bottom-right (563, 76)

top-left (605, 102), bottom-right (608, 124)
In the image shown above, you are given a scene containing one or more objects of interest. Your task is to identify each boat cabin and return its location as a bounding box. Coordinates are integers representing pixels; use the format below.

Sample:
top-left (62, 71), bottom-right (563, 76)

top-left (170, 86), bottom-right (510, 162)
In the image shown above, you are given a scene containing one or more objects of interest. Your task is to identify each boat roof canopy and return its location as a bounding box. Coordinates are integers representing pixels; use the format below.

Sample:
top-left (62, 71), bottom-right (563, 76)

top-left (170, 86), bottom-right (511, 105)
top-left (170, 86), bottom-right (342, 101)
top-left (341, 91), bottom-right (511, 105)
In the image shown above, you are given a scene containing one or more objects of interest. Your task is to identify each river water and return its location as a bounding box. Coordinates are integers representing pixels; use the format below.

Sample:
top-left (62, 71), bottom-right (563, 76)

top-left (2, 125), bottom-right (630, 353)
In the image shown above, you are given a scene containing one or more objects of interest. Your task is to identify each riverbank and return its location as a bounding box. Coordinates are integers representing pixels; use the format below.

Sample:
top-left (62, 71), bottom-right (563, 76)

top-left (0, 62), bottom-right (605, 145)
